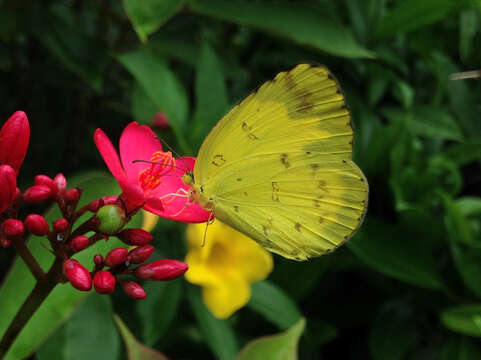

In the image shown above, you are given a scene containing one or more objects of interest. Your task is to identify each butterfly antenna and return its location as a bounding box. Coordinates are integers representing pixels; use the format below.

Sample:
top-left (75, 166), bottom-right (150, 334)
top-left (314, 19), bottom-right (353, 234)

top-left (155, 135), bottom-right (191, 173)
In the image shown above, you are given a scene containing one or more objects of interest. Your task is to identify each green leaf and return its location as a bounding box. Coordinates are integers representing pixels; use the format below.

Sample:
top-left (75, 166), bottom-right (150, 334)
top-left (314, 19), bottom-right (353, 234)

top-left (131, 84), bottom-right (159, 125)
top-left (459, 9), bottom-right (478, 61)
top-left (443, 140), bottom-right (481, 166)
top-left (187, 285), bottom-right (238, 360)
top-left (65, 295), bottom-right (120, 360)
top-left (369, 301), bottom-right (417, 360)
top-left (114, 314), bottom-right (169, 360)
top-left (375, 0), bottom-right (456, 38)
top-left (248, 281), bottom-right (302, 330)
top-left (136, 279), bottom-right (182, 345)
top-left (116, 49), bottom-right (190, 153)
top-left (456, 197), bottom-right (481, 217)
top-left (440, 337), bottom-right (481, 360)
top-left (186, 0), bottom-right (374, 59)
top-left (34, 9), bottom-right (108, 92)
top-left (0, 172), bottom-right (133, 360)
top-left (38, 295), bottom-right (120, 360)
top-left (408, 107), bottom-right (463, 141)
top-left (348, 218), bottom-right (444, 290)
top-left (441, 305), bottom-right (481, 337)
top-left (190, 41), bottom-right (229, 152)
top-left (123, 0), bottom-right (183, 42)
top-left (236, 318), bottom-right (305, 360)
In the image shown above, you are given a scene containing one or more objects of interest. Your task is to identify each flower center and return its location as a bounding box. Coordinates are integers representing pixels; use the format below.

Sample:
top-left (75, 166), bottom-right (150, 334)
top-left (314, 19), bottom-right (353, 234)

top-left (138, 151), bottom-right (176, 191)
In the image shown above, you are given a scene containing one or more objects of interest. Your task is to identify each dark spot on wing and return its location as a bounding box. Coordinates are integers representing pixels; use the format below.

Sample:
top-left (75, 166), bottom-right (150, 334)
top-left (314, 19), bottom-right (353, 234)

top-left (236, 178), bottom-right (242, 182)
top-left (280, 153), bottom-right (290, 168)
top-left (284, 72), bottom-right (297, 90)
top-left (212, 154), bottom-right (226, 167)
top-left (272, 181), bottom-right (280, 202)
top-left (294, 223), bottom-right (302, 232)
top-left (234, 205), bottom-right (239, 213)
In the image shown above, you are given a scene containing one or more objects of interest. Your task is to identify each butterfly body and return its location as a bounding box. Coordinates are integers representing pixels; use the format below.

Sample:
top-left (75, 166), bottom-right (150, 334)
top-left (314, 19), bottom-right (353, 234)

top-left (185, 64), bottom-right (368, 260)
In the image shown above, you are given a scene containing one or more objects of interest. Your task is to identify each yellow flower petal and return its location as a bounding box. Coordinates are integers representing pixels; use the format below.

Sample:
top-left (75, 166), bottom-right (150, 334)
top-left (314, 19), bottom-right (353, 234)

top-left (202, 275), bottom-right (251, 319)
top-left (185, 220), bottom-right (274, 318)
top-left (141, 210), bottom-right (159, 232)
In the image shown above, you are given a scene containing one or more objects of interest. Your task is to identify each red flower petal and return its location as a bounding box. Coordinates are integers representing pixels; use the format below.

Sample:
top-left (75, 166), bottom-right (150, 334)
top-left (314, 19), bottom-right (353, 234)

top-left (94, 128), bottom-right (126, 182)
top-left (0, 165), bottom-right (17, 213)
top-left (119, 122), bottom-right (163, 183)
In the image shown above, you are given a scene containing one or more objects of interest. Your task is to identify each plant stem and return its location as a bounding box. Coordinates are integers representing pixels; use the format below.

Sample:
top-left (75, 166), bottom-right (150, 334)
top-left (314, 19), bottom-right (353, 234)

top-left (11, 237), bottom-right (46, 281)
top-left (0, 257), bottom-right (63, 358)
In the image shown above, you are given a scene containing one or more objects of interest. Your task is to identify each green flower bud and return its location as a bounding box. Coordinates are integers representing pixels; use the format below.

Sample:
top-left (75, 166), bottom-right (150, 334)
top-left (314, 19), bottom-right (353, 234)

top-left (96, 204), bottom-right (127, 235)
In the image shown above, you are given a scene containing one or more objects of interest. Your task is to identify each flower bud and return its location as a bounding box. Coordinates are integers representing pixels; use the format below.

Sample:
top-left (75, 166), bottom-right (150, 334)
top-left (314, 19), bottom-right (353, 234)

top-left (23, 185), bottom-right (53, 203)
top-left (0, 237), bottom-right (11, 248)
top-left (53, 218), bottom-right (69, 232)
top-left (118, 228), bottom-right (153, 246)
top-left (2, 219), bottom-right (25, 237)
top-left (88, 199), bottom-right (103, 212)
top-left (122, 281), bottom-right (146, 300)
top-left (127, 245), bottom-right (154, 264)
top-left (0, 111), bottom-right (30, 174)
top-left (0, 165), bottom-right (17, 213)
top-left (63, 259), bottom-right (92, 291)
top-left (96, 204), bottom-right (127, 235)
top-left (134, 260), bottom-right (188, 281)
top-left (54, 173), bottom-right (67, 194)
top-left (94, 254), bottom-right (104, 265)
top-left (24, 214), bottom-right (49, 236)
top-left (101, 196), bottom-right (118, 205)
top-left (71, 235), bottom-right (89, 252)
top-left (34, 175), bottom-right (57, 193)
top-left (105, 247), bottom-right (128, 267)
top-left (93, 270), bottom-right (116, 294)
top-left (151, 112), bottom-right (170, 130)
top-left (64, 188), bottom-right (80, 204)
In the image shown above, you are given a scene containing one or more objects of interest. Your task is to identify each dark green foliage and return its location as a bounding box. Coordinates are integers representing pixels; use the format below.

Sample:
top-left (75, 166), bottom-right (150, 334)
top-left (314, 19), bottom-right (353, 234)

top-left (1, 0), bottom-right (481, 358)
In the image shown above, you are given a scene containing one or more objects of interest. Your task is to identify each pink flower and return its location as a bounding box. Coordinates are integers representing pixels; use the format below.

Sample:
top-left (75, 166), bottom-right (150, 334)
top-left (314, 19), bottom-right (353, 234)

top-left (94, 122), bottom-right (209, 222)
top-left (0, 111), bottom-right (30, 213)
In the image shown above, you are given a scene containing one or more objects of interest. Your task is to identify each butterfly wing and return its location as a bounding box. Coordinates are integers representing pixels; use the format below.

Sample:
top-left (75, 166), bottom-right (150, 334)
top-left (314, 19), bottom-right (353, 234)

top-left (207, 153), bottom-right (367, 260)
top-left (193, 64), bottom-right (368, 260)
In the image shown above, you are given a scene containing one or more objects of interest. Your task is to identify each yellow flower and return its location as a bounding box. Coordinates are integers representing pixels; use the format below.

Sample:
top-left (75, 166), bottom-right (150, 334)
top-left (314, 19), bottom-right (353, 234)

top-left (185, 220), bottom-right (273, 319)
top-left (141, 209), bottom-right (159, 232)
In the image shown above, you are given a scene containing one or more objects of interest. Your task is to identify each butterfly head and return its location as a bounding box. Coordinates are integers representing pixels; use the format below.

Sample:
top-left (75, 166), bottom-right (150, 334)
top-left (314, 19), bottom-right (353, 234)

top-left (182, 171), bottom-right (214, 211)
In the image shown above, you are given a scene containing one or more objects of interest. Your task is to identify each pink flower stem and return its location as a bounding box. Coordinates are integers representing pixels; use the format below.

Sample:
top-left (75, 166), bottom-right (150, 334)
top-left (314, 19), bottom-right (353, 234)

top-left (0, 257), bottom-right (63, 358)
top-left (11, 236), bottom-right (45, 281)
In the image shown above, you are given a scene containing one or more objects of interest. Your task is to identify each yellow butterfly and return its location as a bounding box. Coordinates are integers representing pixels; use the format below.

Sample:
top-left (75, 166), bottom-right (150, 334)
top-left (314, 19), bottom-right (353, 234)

top-left (183, 64), bottom-right (368, 261)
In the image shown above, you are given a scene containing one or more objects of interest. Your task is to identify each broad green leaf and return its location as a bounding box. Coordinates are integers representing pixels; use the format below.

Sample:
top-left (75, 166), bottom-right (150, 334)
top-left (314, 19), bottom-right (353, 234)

top-left (440, 337), bottom-right (481, 360)
top-left (0, 172), bottom-right (139, 360)
top-left (190, 41), bottom-right (229, 152)
top-left (186, 0), bottom-right (374, 58)
top-left (123, 0), bottom-right (183, 42)
top-left (248, 281), bottom-right (302, 330)
top-left (187, 285), bottom-right (238, 360)
top-left (369, 301), bottom-right (417, 360)
top-left (456, 197), bottom-right (481, 217)
top-left (392, 80), bottom-right (414, 109)
top-left (375, 0), bottom-right (456, 38)
top-left (116, 49), bottom-right (190, 153)
top-left (64, 295), bottom-right (119, 360)
top-left (443, 140), bottom-right (481, 166)
top-left (441, 305), bottom-right (481, 337)
top-left (236, 318), bottom-right (305, 360)
top-left (409, 107), bottom-right (463, 141)
top-left (132, 84), bottom-right (159, 125)
top-left (114, 315), bottom-right (168, 360)
top-left (34, 9), bottom-right (108, 92)
top-left (136, 279), bottom-right (182, 346)
top-left (348, 218), bottom-right (444, 290)
top-left (459, 9), bottom-right (478, 61)
top-left (444, 195), bottom-right (475, 246)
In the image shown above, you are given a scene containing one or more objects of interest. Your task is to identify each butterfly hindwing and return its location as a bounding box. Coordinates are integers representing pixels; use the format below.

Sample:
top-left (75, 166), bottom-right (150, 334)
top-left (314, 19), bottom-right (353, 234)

top-left (210, 154), bottom-right (367, 260)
